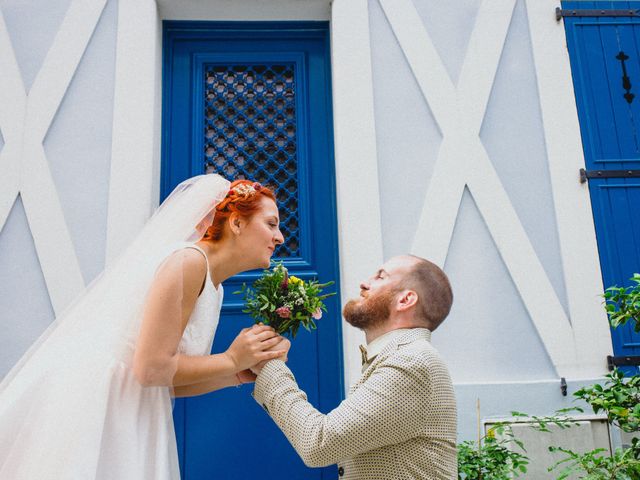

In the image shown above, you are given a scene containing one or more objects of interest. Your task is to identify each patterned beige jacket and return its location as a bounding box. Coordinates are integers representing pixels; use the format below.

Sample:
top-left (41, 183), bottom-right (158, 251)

top-left (253, 328), bottom-right (457, 479)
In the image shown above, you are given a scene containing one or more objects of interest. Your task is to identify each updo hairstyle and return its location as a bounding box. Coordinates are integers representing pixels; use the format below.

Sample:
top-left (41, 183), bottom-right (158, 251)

top-left (202, 179), bottom-right (277, 242)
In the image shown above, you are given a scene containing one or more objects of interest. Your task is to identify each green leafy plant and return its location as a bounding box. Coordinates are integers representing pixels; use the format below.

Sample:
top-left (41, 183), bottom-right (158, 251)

top-left (514, 408), bottom-right (639, 479)
top-left (546, 440), bottom-right (640, 480)
top-left (507, 271), bottom-right (640, 479)
top-left (458, 420), bottom-right (529, 480)
top-left (234, 262), bottom-right (335, 338)
top-left (458, 276), bottom-right (640, 478)
top-left (603, 273), bottom-right (640, 333)
top-left (511, 408), bottom-right (584, 433)
top-left (574, 370), bottom-right (640, 433)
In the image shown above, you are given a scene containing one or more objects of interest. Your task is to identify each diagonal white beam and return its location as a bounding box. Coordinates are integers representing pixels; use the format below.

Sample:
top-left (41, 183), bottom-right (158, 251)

top-left (26, 0), bottom-right (108, 141)
top-left (381, 0), bottom-right (516, 267)
top-left (455, 0), bottom-right (577, 369)
top-left (457, 0), bottom-right (516, 130)
top-left (380, 0), bottom-right (578, 375)
top-left (525, 0), bottom-right (611, 373)
top-left (467, 142), bottom-right (577, 371)
top-left (0, 9), bottom-right (25, 231)
top-left (0, 0), bottom-right (107, 314)
top-left (23, 0), bottom-right (107, 313)
top-left (378, 0), bottom-right (465, 266)
top-left (378, 0), bottom-right (456, 135)
top-left (20, 143), bottom-right (86, 314)
top-left (411, 137), bottom-right (467, 267)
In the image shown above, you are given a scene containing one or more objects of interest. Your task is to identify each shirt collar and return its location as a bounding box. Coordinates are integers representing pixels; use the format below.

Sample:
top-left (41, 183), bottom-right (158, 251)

top-left (365, 328), bottom-right (412, 361)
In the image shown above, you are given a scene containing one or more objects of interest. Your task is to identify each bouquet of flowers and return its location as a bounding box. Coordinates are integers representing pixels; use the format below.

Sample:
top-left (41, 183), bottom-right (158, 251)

top-left (234, 262), bottom-right (335, 338)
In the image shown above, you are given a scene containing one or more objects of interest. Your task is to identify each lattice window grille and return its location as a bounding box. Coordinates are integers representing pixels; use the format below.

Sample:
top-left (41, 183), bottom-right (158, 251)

top-left (203, 64), bottom-right (300, 258)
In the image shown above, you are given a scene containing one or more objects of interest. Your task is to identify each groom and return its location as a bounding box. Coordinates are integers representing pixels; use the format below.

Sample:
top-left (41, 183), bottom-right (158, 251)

top-left (251, 255), bottom-right (457, 479)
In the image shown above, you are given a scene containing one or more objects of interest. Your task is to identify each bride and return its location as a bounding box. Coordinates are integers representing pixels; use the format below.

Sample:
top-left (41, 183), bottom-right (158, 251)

top-left (0, 174), bottom-right (291, 479)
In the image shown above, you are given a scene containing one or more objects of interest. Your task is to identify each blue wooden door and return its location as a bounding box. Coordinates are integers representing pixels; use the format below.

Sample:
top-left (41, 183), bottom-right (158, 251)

top-left (162, 22), bottom-right (343, 479)
top-left (563, 2), bottom-right (640, 370)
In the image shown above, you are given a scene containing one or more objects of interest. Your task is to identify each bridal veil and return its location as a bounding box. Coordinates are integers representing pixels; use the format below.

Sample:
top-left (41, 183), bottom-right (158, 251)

top-left (0, 174), bottom-right (230, 478)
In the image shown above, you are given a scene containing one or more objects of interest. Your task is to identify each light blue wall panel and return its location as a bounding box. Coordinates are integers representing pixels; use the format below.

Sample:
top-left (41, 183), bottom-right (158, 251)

top-left (0, 196), bottom-right (55, 378)
top-left (43, 0), bottom-right (118, 284)
top-left (412, 0), bottom-right (482, 85)
top-left (0, 0), bottom-right (118, 378)
top-left (370, 0), bottom-right (568, 383)
top-left (369, 0), bottom-right (442, 259)
top-left (480, 0), bottom-right (569, 315)
top-left (436, 190), bottom-right (557, 382)
top-left (0, 0), bottom-right (72, 91)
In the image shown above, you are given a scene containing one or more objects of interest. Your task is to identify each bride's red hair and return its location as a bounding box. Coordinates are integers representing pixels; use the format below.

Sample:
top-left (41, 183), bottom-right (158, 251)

top-left (202, 179), bottom-right (276, 242)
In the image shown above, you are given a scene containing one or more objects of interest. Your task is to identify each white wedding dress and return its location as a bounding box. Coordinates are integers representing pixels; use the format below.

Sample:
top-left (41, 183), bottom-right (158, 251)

top-left (0, 244), bottom-right (224, 479)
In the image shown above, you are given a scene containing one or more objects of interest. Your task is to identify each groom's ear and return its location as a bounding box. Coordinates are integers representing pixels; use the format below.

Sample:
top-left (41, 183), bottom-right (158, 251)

top-left (396, 290), bottom-right (418, 312)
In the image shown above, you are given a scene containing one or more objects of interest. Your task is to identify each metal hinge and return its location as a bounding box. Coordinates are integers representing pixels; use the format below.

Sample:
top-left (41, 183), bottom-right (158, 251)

top-left (556, 7), bottom-right (640, 21)
top-left (607, 355), bottom-right (640, 370)
top-left (580, 168), bottom-right (640, 184)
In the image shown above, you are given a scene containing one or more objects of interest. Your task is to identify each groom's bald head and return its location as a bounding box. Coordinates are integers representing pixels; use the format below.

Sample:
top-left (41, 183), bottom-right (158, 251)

top-left (399, 255), bottom-right (453, 331)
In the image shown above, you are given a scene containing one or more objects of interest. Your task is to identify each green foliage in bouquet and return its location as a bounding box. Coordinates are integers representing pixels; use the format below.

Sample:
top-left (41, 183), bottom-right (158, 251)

top-left (234, 262), bottom-right (335, 338)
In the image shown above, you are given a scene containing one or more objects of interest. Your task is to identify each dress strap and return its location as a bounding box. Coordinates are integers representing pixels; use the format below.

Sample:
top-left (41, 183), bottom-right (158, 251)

top-left (183, 245), bottom-right (210, 295)
top-left (183, 245), bottom-right (210, 272)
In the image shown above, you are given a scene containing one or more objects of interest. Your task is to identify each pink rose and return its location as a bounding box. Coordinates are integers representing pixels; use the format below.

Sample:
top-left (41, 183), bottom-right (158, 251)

top-left (312, 308), bottom-right (322, 320)
top-left (276, 306), bottom-right (291, 319)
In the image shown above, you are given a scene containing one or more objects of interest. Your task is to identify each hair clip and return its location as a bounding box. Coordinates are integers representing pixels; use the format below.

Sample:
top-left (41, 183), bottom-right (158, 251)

top-left (230, 183), bottom-right (258, 198)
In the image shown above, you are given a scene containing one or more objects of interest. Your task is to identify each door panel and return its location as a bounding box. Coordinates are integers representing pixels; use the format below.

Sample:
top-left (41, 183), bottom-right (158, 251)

top-left (162, 22), bottom-right (343, 479)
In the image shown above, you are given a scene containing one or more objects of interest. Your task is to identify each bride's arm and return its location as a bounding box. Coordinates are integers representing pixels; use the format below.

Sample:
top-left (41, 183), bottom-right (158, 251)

top-left (172, 368), bottom-right (258, 397)
top-left (132, 250), bottom-right (283, 387)
top-left (172, 375), bottom-right (237, 397)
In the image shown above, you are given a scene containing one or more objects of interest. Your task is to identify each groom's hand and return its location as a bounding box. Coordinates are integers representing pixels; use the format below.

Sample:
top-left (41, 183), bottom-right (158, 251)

top-left (236, 368), bottom-right (257, 384)
top-left (251, 336), bottom-right (291, 375)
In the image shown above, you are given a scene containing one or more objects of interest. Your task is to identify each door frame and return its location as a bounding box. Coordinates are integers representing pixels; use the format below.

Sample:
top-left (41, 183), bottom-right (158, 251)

top-left (161, 20), bottom-right (345, 478)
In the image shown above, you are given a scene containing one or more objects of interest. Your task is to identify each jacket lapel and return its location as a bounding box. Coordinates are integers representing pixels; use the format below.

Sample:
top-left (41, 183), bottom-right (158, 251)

top-left (349, 328), bottom-right (432, 394)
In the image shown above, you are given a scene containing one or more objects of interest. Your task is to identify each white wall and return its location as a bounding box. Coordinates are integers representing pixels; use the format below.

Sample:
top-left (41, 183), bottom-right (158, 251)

top-left (0, 0), bottom-right (616, 443)
top-left (368, 0), bottom-right (565, 382)
top-left (0, 0), bottom-right (117, 376)
top-left (353, 0), bottom-right (612, 440)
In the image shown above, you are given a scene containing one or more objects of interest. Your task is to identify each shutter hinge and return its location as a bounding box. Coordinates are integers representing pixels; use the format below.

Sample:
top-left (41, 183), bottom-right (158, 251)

top-left (607, 355), bottom-right (640, 371)
top-left (556, 7), bottom-right (640, 22)
top-left (580, 168), bottom-right (640, 184)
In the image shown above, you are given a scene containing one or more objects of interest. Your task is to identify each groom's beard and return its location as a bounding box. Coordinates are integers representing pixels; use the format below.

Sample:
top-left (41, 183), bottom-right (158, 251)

top-left (343, 288), bottom-right (396, 330)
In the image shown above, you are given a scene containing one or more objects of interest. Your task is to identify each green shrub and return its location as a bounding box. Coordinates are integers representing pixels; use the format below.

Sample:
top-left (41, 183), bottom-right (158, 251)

top-left (457, 423), bottom-right (529, 480)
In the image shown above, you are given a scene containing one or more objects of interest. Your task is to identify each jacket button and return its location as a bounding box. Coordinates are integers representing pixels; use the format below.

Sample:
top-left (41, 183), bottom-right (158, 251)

top-left (338, 466), bottom-right (344, 476)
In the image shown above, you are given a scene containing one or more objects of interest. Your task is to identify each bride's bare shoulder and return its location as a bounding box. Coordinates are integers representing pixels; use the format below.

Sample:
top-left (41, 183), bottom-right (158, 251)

top-left (155, 247), bottom-right (207, 289)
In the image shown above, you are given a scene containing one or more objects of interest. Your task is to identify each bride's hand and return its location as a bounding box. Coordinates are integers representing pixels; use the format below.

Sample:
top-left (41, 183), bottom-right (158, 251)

top-left (250, 336), bottom-right (291, 375)
top-left (224, 325), bottom-right (285, 372)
